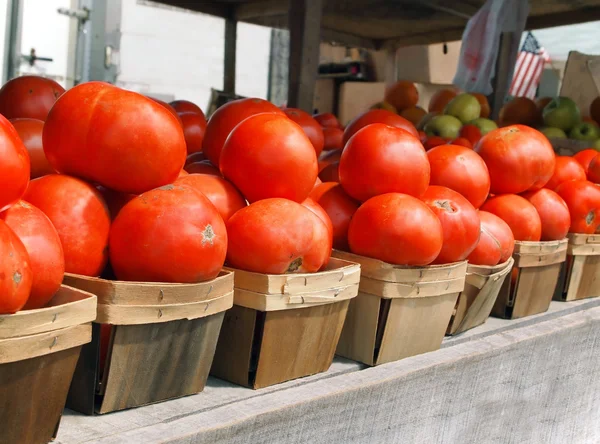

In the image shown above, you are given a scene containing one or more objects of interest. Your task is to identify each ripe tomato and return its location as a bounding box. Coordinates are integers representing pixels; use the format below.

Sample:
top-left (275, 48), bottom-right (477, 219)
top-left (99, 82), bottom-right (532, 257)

top-left (342, 109), bottom-right (418, 145)
top-left (221, 113), bottom-right (318, 203)
top-left (587, 154), bottom-right (600, 183)
top-left (0, 75), bottom-right (64, 121)
top-left (314, 112), bottom-right (341, 129)
top-left (522, 188), bottom-right (570, 241)
top-left (24, 175), bottom-right (111, 276)
top-left (284, 108), bottom-right (325, 157)
top-left (110, 185), bottom-right (226, 282)
top-left (318, 150), bottom-right (341, 171)
top-left (226, 198), bottom-right (323, 273)
top-left (175, 173), bottom-right (246, 221)
top-left (323, 127), bottom-right (343, 151)
top-left (150, 98), bottom-right (183, 126)
top-left (481, 194), bottom-right (542, 241)
top-left (573, 149), bottom-right (599, 175)
top-left (0, 115), bottom-right (30, 211)
top-left (301, 198), bottom-right (333, 268)
top-left (418, 130), bottom-right (427, 144)
top-left (185, 160), bottom-right (221, 176)
top-left (203, 98), bottom-right (285, 166)
top-left (555, 180), bottom-right (600, 234)
top-left (319, 161), bottom-right (339, 183)
top-left (10, 118), bottom-right (54, 179)
top-left (313, 176), bottom-right (322, 189)
top-left (424, 136), bottom-right (448, 151)
top-left (339, 123), bottom-right (429, 201)
top-left (468, 211), bottom-right (515, 266)
top-left (171, 100), bottom-right (207, 154)
top-left (310, 182), bottom-right (359, 251)
top-left (474, 125), bottom-right (555, 194)
top-left (421, 186), bottom-right (480, 264)
top-left (459, 124), bottom-right (482, 145)
top-left (0, 201), bottom-right (64, 309)
top-left (449, 137), bottom-right (472, 149)
top-left (96, 186), bottom-right (136, 220)
top-left (545, 156), bottom-right (587, 190)
top-left (427, 144), bottom-right (490, 208)
top-left (177, 170), bottom-right (188, 178)
top-left (43, 82), bottom-right (186, 194)
top-left (349, 193), bottom-right (443, 265)
top-left (0, 220), bottom-right (33, 313)
top-left (185, 151), bottom-right (206, 165)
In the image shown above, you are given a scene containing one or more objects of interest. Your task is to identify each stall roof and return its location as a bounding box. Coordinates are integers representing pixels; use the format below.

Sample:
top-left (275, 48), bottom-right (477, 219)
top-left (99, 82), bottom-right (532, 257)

top-left (155, 0), bottom-right (600, 49)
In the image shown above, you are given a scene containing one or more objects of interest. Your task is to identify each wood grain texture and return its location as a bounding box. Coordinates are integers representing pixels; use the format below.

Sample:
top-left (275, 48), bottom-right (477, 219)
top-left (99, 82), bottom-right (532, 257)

top-left (336, 292), bottom-right (380, 365)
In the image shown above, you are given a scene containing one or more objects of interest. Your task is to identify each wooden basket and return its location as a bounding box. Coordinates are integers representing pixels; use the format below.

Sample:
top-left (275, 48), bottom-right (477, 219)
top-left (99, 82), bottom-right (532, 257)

top-left (555, 234), bottom-right (600, 302)
top-left (210, 258), bottom-right (360, 389)
top-left (64, 271), bottom-right (233, 414)
top-left (492, 240), bottom-right (568, 319)
top-left (333, 250), bottom-right (467, 366)
top-left (447, 257), bottom-right (514, 335)
top-left (0, 285), bottom-right (96, 444)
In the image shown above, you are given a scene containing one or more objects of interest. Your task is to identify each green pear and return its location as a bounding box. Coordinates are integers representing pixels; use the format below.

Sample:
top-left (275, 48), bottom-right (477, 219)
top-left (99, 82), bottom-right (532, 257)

top-left (444, 93), bottom-right (481, 123)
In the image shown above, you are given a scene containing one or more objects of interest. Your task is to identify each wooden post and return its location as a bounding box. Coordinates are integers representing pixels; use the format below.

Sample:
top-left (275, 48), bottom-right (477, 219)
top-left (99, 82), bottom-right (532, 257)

top-left (288, 0), bottom-right (322, 112)
top-left (224, 18), bottom-right (237, 95)
top-left (489, 32), bottom-right (520, 119)
top-left (384, 47), bottom-right (397, 86)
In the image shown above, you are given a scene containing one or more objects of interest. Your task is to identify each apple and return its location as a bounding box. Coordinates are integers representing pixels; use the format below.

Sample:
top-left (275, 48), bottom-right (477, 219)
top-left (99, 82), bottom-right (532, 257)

top-left (417, 112), bottom-right (438, 130)
top-left (570, 122), bottom-right (600, 141)
top-left (424, 115), bottom-right (463, 139)
top-left (540, 127), bottom-right (567, 139)
top-left (543, 97), bottom-right (581, 131)
top-left (444, 93), bottom-right (481, 123)
top-left (467, 117), bottom-right (498, 135)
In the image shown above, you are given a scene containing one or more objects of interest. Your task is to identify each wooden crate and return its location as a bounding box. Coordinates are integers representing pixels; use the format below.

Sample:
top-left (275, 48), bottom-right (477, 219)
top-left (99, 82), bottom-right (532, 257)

top-left (333, 251), bottom-right (467, 366)
top-left (0, 285), bottom-right (96, 444)
top-left (210, 258), bottom-right (360, 389)
top-left (64, 271), bottom-right (234, 414)
top-left (555, 234), bottom-right (600, 302)
top-left (447, 258), bottom-right (514, 335)
top-left (492, 240), bottom-right (568, 320)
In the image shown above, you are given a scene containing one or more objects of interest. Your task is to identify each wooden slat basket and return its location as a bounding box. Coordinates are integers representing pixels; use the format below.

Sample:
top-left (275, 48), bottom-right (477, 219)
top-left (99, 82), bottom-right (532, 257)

top-left (492, 240), bottom-right (568, 320)
top-left (64, 271), bottom-right (233, 414)
top-left (0, 285), bottom-right (96, 444)
top-left (210, 258), bottom-right (360, 389)
top-left (555, 234), bottom-right (600, 302)
top-left (447, 257), bottom-right (514, 336)
top-left (333, 250), bottom-right (467, 366)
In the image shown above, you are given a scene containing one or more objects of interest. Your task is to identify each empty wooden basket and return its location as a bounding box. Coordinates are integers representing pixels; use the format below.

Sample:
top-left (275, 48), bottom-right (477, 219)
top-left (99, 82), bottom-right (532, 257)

top-left (333, 250), bottom-right (467, 366)
top-left (447, 257), bottom-right (514, 335)
top-left (555, 234), bottom-right (600, 302)
top-left (492, 239), bottom-right (568, 320)
top-left (210, 258), bottom-right (360, 389)
top-left (0, 285), bottom-right (96, 444)
top-left (64, 271), bottom-right (233, 414)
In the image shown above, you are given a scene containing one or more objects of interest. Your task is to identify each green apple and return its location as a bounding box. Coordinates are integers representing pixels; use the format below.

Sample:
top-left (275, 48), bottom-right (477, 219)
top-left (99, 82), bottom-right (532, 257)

top-left (467, 118), bottom-right (498, 135)
top-left (569, 122), bottom-right (600, 141)
top-left (444, 93), bottom-right (481, 123)
top-left (543, 97), bottom-right (581, 131)
top-left (540, 127), bottom-right (567, 139)
top-left (594, 139), bottom-right (600, 151)
top-left (424, 115), bottom-right (463, 139)
top-left (417, 112), bottom-right (438, 130)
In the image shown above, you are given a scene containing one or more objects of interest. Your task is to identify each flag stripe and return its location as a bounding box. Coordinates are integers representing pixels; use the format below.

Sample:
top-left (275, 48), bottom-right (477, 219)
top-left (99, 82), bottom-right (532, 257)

top-left (509, 32), bottom-right (550, 99)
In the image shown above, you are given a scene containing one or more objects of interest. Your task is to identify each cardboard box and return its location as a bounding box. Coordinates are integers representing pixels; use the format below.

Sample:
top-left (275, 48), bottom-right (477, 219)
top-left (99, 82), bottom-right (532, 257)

top-left (337, 81), bottom-right (386, 125)
top-left (313, 78), bottom-right (335, 114)
top-left (560, 51), bottom-right (600, 118)
top-left (396, 42), bottom-right (461, 84)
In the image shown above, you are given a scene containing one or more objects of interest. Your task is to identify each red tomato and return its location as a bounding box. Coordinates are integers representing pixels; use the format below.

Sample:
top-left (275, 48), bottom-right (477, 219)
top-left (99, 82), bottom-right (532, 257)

top-left (221, 113), bottom-right (318, 203)
top-left (185, 151), bottom-right (206, 166)
top-left (588, 154), bottom-right (600, 183)
top-left (96, 186), bottom-right (136, 220)
top-left (171, 100), bottom-right (207, 154)
top-left (418, 130), bottom-right (427, 144)
top-left (449, 137), bottom-right (472, 149)
top-left (421, 186), bottom-right (480, 264)
top-left (0, 220), bottom-right (33, 313)
top-left (348, 193), bottom-right (443, 265)
top-left (545, 156), bottom-right (587, 190)
top-left (339, 123), bottom-right (429, 201)
top-left (310, 182), bottom-right (359, 251)
top-left (522, 188), bottom-right (570, 241)
top-left (318, 150), bottom-right (341, 172)
top-left (424, 136), bottom-right (448, 151)
top-left (468, 211), bottom-right (515, 266)
top-left (314, 112), bottom-right (341, 129)
top-left (0, 75), bottom-right (64, 121)
top-left (459, 124), bottom-right (482, 146)
top-left (573, 149), bottom-right (599, 175)
top-left (555, 180), bottom-right (600, 234)
top-left (0, 115), bottom-right (30, 211)
top-left (203, 98), bottom-right (285, 166)
top-left (185, 160), bottom-right (221, 176)
top-left (226, 198), bottom-right (323, 273)
top-left (474, 125), bottom-right (555, 194)
top-left (177, 170), bottom-right (188, 178)
top-left (176, 174), bottom-right (246, 221)
top-left (110, 185), bottom-right (227, 282)
top-left (427, 144), bottom-right (490, 208)
top-left (342, 109), bottom-right (418, 145)
top-left (301, 198), bottom-right (333, 268)
top-left (319, 161), bottom-right (339, 183)
top-left (323, 127), bottom-right (343, 151)
top-left (481, 194), bottom-right (542, 241)
top-left (150, 98), bottom-right (183, 126)
top-left (24, 175), bottom-right (111, 276)
top-left (0, 200), bottom-right (64, 309)
top-left (313, 176), bottom-right (322, 189)
top-left (284, 108), bottom-right (325, 157)
top-left (43, 82), bottom-right (186, 194)
top-left (11, 118), bottom-right (54, 179)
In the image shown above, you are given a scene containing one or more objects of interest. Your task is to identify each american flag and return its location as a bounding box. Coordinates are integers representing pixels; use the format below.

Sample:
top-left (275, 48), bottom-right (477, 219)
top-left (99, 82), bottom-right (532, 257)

top-left (509, 32), bottom-right (551, 99)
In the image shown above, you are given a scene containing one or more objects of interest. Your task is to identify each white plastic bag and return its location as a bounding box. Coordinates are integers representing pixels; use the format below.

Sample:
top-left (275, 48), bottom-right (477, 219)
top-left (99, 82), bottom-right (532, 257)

top-left (453, 0), bottom-right (530, 95)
